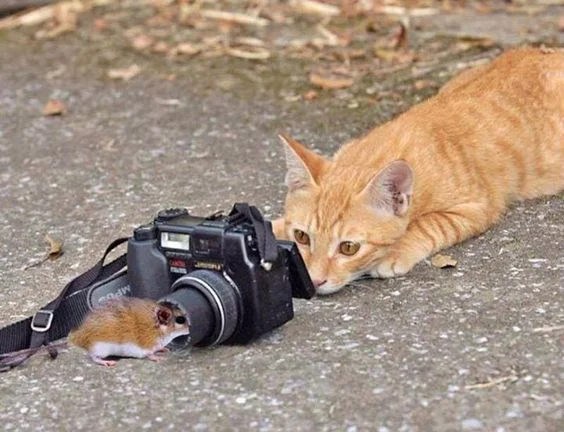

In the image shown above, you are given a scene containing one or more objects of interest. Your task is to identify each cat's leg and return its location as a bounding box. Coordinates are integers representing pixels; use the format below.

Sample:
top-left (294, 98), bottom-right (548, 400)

top-left (374, 202), bottom-right (500, 278)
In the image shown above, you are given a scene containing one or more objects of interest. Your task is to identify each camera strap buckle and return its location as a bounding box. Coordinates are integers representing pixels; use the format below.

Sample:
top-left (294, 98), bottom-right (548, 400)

top-left (230, 203), bottom-right (278, 271)
top-left (30, 310), bottom-right (54, 333)
top-left (260, 259), bottom-right (273, 271)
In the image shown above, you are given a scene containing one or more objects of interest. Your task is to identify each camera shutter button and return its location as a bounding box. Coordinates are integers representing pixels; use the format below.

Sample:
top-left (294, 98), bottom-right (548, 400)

top-left (133, 224), bottom-right (156, 241)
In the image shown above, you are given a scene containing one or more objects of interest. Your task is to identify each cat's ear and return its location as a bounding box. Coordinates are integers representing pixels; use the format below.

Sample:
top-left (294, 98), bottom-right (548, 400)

top-left (360, 160), bottom-right (413, 217)
top-left (278, 133), bottom-right (327, 192)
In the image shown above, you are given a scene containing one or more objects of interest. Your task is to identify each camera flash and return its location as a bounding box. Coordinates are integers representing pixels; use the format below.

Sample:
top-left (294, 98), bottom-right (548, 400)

top-left (161, 232), bottom-right (190, 251)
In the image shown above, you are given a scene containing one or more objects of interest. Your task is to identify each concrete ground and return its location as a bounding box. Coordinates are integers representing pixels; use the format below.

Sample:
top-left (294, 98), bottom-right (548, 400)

top-left (0, 5), bottom-right (563, 432)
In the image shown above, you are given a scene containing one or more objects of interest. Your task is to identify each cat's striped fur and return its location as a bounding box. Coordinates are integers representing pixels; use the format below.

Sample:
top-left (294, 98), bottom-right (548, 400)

top-left (273, 47), bottom-right (564, 294)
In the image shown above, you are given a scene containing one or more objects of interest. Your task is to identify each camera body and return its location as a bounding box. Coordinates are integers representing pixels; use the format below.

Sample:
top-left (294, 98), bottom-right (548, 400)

top-left (126, 206), bottom-right (314, 346)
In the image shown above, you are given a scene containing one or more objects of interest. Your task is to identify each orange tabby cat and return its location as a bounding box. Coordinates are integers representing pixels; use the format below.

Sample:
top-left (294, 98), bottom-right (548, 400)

top-left (273, 47), bottom-right (564, 295)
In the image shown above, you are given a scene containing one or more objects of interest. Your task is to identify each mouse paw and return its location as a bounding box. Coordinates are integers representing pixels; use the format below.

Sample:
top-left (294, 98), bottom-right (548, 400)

top-left (91, 356), bottom-right (116, 367)
top-left (156, 347), bottom-right (170, 354)
top-left (147, 353), bottom-right (167, 363)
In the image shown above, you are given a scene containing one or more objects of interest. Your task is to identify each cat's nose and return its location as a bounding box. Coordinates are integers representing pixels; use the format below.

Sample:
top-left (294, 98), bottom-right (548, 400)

top-left (312, 279), bottom-right (327, 288)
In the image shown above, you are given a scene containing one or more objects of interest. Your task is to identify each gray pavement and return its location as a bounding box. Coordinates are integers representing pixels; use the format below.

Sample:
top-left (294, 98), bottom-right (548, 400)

top-left (0, 7), bottom-right (563, 432)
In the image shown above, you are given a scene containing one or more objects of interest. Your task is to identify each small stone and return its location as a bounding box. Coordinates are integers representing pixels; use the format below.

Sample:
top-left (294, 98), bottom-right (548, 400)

top-left (462, 418), bottom-right (483, 430)
top-left (235, 396), bottom-right (247, 404)
top-left (72, 376), bottom-right (84, 382)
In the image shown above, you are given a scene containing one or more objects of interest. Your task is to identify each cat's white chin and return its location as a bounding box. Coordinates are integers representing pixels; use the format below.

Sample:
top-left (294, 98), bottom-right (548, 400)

top-left (315, 283), bottom-right (345, 296)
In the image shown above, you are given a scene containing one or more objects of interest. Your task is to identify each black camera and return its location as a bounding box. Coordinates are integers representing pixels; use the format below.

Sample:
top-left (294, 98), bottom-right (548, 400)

top-left (107, 203), bottom-right (314, 347)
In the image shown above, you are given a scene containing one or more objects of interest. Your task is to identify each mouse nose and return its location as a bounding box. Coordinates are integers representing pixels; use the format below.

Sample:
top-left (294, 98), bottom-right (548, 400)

top-left (312, 279), bottom-right (327, 289)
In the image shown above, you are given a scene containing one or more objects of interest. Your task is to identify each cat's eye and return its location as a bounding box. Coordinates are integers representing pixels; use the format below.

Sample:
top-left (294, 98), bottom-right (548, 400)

top-left (293, 229), bottom-right (310, 245)
top-left (339, 241), bottom-right (360, 256)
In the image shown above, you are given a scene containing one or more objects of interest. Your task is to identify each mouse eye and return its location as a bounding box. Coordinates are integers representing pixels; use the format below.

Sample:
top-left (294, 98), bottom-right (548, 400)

top-left (175, 316), bottom-right (187, 325)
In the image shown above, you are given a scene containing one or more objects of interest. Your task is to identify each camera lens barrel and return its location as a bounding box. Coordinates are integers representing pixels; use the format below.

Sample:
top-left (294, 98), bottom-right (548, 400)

top-left (159, 270), bottom-right (240, 347)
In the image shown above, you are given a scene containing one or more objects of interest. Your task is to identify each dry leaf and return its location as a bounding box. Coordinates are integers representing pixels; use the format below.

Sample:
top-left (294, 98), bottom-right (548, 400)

top-left (174, 43), bottom-right (201, 56)
top-left (304, 90), bottom-right (318, 100)
top-left (93, 18), bottom-right (107, 31)
top-left (152, 42), bottom-right (170, 53)
top-left (45, 233), bottom-right (64, 260)
top-left (34, 1), bottom-right (82, 39)
top-left (348, 49), bottom-right (366, 59)
top-left (145, 14), bottom-right (171, 28)
top-left (374, 48), bottom-right (415, 64)
top-left (284, 94), bottom-right (302, 102)
top-left (309, 73), bottom-right (353, 90)
top-left (107, 64), bottom-right (141, 81)
top-left (414, 79), bottom-right (436, 90)
top-left (455, 36), bottom-right (496, 50)
top-left (131, 35), bottom-right (154, 50)
top-left (431, 254), bottom-right (458, 268)
top-left (24, 233), bottom-right (64, 269)
top-left (0, 0), bottom-right (85, 30)
top-left (392, 19), bottom-right (409, 49)
top-left (43, 100), bottom-right (65, 116)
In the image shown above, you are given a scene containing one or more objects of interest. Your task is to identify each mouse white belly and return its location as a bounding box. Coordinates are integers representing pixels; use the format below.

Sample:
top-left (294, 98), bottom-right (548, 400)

top-left (90, 342), bottom-right (151, 360)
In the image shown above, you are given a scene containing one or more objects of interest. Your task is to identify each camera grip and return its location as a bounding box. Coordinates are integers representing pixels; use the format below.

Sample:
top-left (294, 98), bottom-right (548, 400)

top-left (127, 238), bottom-right (171, 299)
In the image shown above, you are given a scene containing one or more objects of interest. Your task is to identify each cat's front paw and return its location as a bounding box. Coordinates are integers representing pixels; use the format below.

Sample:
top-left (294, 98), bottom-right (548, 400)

top-left (372, 254), bottom-right (416, 279)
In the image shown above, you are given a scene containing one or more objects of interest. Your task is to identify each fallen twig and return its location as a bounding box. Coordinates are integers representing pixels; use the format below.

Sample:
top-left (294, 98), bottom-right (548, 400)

top-left (0, 0), bottom-right (84, 29)
top-left (373, 6), bottom-right (438, 16)
top-left (465, 375), bottom-right (519, 390)
top-left (0, 0), bottom-right (53, 16)
top-left (226, 47), bottom-right (271, 60)
top-left (201, 9), bottom-right (270, 27)
top-left (290, 0), bottom-right (340, 17)
top-left (532, 325), bottom-right (564, 333)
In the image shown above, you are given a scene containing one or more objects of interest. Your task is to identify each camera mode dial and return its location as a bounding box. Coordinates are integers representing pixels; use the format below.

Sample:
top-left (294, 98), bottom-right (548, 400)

top-left (157, 207), bottom-right (189, 221)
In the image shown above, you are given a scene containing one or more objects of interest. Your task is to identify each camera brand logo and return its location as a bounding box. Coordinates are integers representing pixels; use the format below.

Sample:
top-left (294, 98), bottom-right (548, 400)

top-left (88, 284), bottom-right (132, 309)
top-left (98, 285), bottom-right (132, 304)
top-left (194, 261), bottom-right (222, 271)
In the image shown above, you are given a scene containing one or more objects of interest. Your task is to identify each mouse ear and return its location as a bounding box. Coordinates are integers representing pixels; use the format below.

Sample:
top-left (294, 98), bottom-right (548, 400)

top-left (156, 306), bottom-right (172, 325)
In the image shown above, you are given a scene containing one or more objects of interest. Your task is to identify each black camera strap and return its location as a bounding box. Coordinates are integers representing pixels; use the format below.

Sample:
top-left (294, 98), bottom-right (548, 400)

top-left (229, 203), bottom-right (278, 267)
top-left (0, 237), bottom-right (129, 371)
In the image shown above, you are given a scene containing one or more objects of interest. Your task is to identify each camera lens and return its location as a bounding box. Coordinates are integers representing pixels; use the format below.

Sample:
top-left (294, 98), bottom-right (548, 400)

top-left (159, 270), bottom-right (240, 348)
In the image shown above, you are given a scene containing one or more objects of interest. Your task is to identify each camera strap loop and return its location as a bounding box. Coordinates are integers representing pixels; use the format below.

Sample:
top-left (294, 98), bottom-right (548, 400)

top-left (229, 203), bottom-right (278, 268)
top-left (0, 237), bottom-right (130, 372)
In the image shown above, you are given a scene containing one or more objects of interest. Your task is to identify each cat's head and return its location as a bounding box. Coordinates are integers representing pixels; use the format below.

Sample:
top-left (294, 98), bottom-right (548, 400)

top-left (277, 134), bottom-right (413, 295)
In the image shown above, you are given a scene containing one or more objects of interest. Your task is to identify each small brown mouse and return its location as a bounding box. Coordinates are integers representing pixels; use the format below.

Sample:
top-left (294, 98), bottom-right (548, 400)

top-left (68, 297), bottom-right (190, 367)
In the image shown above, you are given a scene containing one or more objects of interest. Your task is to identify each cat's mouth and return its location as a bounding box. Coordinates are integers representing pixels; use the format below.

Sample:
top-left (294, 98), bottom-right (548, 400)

top-left (315, 272), bottom-right (375, 296)
top-left (315, 282), bottom-right (345, 296)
